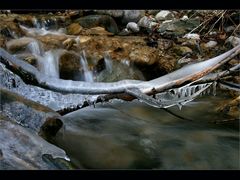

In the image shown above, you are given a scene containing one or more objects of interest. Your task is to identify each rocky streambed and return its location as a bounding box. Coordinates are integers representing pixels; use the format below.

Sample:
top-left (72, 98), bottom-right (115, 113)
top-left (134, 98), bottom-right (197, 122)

top-left (0, 10), bottom-right (239, 169)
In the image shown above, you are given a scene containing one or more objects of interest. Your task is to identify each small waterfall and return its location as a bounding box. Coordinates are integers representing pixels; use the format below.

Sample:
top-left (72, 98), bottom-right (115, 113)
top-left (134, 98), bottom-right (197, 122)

top-left (20, 25), bottom-right (65, 36)
top-left (38, 50), bottom-right (60, 78)
top-left (80, 51), bottom-right (94, 82)
top-left (104, 52), bottom-right (113, 73)
top-left (26, 39), bottom-right (59, 78)
top-left (27, 40), bottom-right (43, 56)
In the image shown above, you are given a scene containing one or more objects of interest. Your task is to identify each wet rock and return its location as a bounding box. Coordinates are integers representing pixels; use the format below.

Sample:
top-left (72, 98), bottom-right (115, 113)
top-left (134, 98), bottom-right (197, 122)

top-left (59, 51), bottom-right (81, 80)
top-left (157, 18), bottom-right (201, 38)
top-left (204, 41), bottom-right (218, 48)
top-left (138, 16), bottom-right (158, 30)
top-left (216, 96), bottom-right (240, 119)
top-left (129, 48), bottom-right (158, 65)
top-left (95, 58), bottom-right (145, 82)
top-left (226, 36), bottom-right (240, 47)
top-left (122, 10), bottom-right (145, 24)
top-left (6, 37), bottom-right (35, 53)
top-left (0, 114), bottom-right (70, 170)
top-left (74, 15), bottom-right (119, 34)
top-left (155, 10), bottom-right (174, 21)
top-left (35, 34), bottom-right (68, 50)
top-left (94, 10), bottom-right (124, 18)
top-left (85, 26), bottom-right (113, 36)
top-left (62, 38), bottom-right (76, 50)
top-left (15, 53), bottom-right (38, 67)
top-left (67, 23), bottom-right (83, 35)
top-left (157, 54), bottom-right (178, 73)
top-left (0, 18), bottom-right (23, 38)
top-left (0, 88), bottom-right (60, 133)
top-left (126, 22), bottom-right (140, 33)
top-left (0, 36), bottom-right (6, 48)
top-left (172, 46), bottom-right (193, 56)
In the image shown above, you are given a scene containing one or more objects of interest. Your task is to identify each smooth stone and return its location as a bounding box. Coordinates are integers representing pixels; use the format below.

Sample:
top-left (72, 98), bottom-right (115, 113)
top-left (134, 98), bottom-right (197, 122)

top-left (126, 22), bottom-right (140, 33)
top-left (155, 10), bottom-right (174, 21)
top-left (204, 41), bottom-right (218, 48)
top-left (75, 15), bottom-right (119, 34)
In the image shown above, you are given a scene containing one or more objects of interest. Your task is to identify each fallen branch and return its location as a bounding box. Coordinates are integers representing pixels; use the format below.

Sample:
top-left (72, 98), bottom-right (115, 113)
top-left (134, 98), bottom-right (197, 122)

top-left (1, 44), bottom-right (239, 95)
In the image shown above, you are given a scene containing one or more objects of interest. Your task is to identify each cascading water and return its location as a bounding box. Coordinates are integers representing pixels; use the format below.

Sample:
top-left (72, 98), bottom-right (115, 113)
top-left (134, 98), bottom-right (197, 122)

top-left (38, 50), bottom-right (60, 78)
top-left (27, 40), bottom-right (43, 56)
top-left (80, 51), bottom-right (94, 82)
top-left (104, 52), bottom-right (113, 73)
top-left (27, 40), bottom-right (60, 78)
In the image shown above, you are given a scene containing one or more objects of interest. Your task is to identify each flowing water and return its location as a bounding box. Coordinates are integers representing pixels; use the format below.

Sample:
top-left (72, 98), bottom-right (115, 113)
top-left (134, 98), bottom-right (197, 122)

top-left (52, 93), bottom-right (239, 169)
top-left (79, 51), bottom-right (94, 82)
top-left (3, 23), bottom-right (239, 170)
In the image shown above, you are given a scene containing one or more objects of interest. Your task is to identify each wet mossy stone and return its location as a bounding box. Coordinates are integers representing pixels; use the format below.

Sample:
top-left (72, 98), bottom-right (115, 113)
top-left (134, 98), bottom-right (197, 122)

top-left (74, 15), bottom-right (119, 34)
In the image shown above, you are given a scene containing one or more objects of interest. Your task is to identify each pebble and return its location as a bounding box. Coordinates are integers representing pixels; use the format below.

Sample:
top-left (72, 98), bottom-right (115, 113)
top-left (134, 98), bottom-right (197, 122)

top-left (204, 41), bottom-right (218, 48)
top-left (180, 15), bottom-right (189, 21)
top-left (183, 33), bottom-right (200, 40)
top-left (226, 36), bottom-right (240, 47)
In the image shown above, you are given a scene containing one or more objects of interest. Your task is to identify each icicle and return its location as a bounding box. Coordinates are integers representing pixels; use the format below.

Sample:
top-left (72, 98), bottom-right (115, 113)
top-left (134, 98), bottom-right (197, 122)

top-left (177, 103), bottom-right (183, 110)
top-left (212, 81), bottom-right (217, 96)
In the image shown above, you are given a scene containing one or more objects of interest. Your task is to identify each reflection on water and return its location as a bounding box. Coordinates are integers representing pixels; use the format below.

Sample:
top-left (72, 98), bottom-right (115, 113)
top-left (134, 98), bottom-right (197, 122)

top-left (52, 94), bottom-right (239, 169)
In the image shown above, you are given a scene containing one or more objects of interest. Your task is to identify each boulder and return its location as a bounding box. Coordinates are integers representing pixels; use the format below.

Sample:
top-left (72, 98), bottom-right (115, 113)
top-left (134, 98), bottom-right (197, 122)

top-left (157, 18), bottom-right (201, 38)
top-left (6, 37), bottom-right (36, 53)
top-left (155, 10), bottom-right (174, 21)
top-left (126, 22), bottom-right (140, 33)
top-left (67, 23), bottom-right (83, 35)
top-left (75, 15), bottom-right (119, 34)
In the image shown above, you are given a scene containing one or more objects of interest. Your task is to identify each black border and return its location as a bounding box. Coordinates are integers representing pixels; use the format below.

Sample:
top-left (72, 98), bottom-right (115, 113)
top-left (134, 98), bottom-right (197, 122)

top-left (0, 0), bottom-right (239, 177)
top-left (0, 170), bottom-right (239, 178)
top-left (0, 0), bottom-right (239, 9)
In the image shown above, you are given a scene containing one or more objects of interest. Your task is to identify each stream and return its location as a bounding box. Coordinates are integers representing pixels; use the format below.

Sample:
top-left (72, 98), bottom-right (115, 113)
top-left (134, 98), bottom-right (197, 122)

top-left (0, 11), bottom-right (239, 170)
top-left (52, 93), bottom-right (239, 169)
